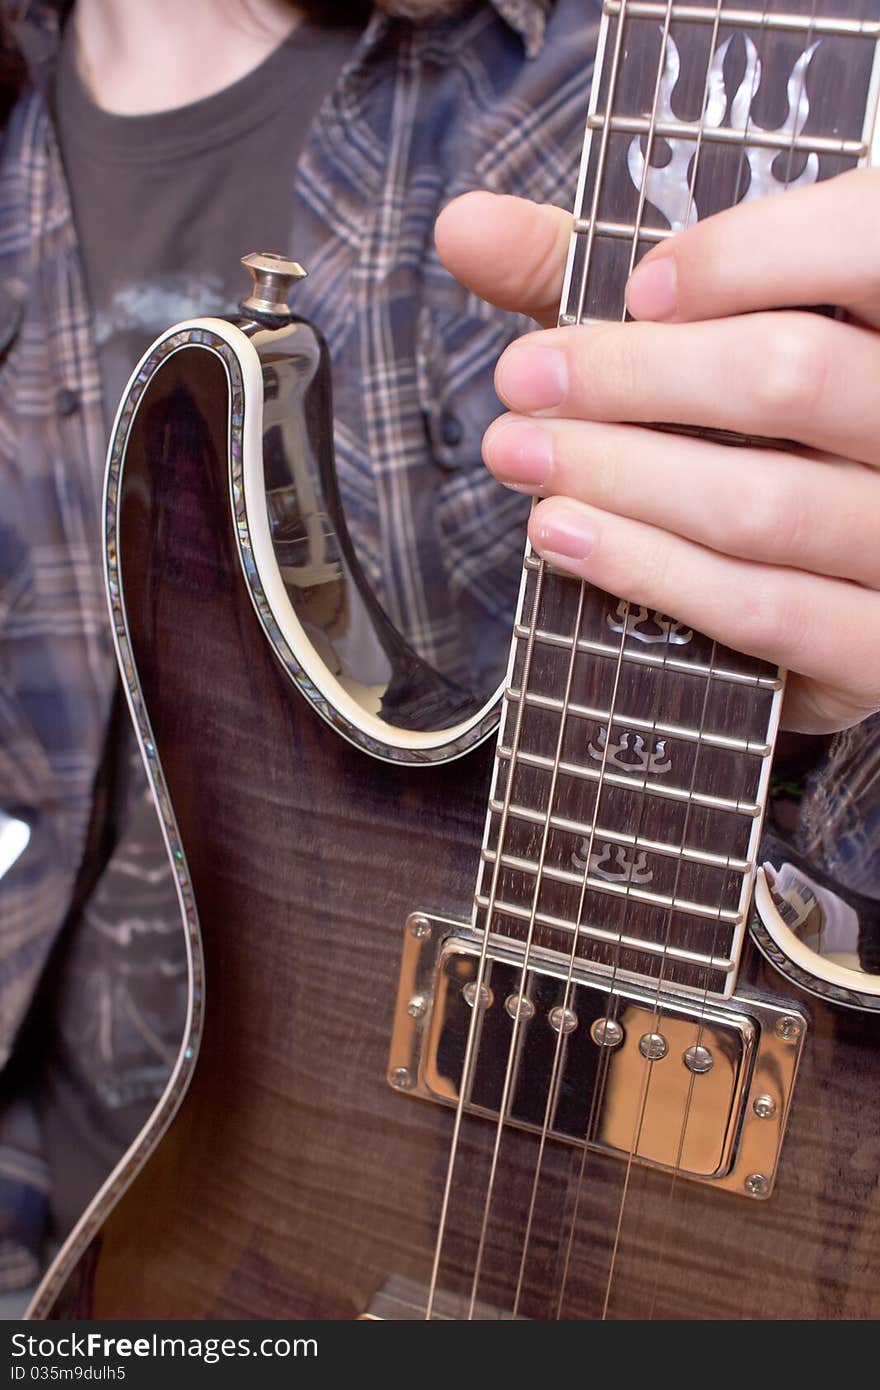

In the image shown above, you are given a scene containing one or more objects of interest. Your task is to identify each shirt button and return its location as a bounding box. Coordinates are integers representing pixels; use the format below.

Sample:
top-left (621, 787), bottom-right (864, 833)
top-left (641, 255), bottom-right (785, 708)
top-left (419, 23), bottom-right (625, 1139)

top-left (0, 283), bottom-right (23, 355)
top-left (56, 388), bottom-right (80, 417)
top-left (441, 412), bottom-right (463, 447)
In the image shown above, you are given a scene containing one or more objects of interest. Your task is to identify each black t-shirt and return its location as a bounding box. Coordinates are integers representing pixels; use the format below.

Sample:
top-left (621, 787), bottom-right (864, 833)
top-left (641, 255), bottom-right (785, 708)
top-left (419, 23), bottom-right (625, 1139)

top-left (56, 15), bottom-right (359, 428)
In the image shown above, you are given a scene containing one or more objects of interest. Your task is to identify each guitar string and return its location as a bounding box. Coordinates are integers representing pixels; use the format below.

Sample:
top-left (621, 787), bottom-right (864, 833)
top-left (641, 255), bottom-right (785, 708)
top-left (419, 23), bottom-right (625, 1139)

top-left (505, 0), bottom-right (684, 1320)
top-left (553, 0), bottom-right (734, 1319)
top-left (642, 0), bottom-right (825, 1318)
top-left (599, 1), bottom-right (750, 1320)
top-left (602, 0), bottom-right (793, 1318)
top-left (598, 655), bottom-right (718, 1320)
top-left (642, 41), bottom-right (752, 1329)
top-left (463, 572), bottom-right (589, 1319)
top-left (424, 556), bottom-right (549, 1319)
top-left (556, 0), bottom-right (739, 1312)
top-left (461, 2), bottom-right (640, 1319)
top-left (552, 7), bottom-right (701, 1325)
top-left (780, 0), bottom-right (824, 195)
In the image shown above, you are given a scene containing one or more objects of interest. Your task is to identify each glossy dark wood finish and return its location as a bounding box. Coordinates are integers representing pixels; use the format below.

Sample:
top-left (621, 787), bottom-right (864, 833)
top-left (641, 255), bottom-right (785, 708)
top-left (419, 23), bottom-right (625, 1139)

top-left (43, 347), bottom-right (880, 1320)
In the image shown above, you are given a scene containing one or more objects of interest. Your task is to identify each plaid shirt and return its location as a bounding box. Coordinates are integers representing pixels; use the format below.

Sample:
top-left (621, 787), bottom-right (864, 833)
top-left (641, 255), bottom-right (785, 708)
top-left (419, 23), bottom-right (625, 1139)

top-left (1, 0), bottom-right (879, 1288)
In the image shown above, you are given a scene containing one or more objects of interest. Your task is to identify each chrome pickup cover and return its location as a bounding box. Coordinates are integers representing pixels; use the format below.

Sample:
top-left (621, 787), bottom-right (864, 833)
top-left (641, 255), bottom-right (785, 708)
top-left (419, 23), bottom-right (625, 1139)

top-left (389, 914), bottom-right (806, 1198)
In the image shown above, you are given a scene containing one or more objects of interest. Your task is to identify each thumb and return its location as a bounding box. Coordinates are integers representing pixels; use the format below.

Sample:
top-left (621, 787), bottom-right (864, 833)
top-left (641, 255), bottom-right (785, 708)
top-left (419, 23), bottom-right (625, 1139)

top-left (435, 191), bottom-right (571, 329)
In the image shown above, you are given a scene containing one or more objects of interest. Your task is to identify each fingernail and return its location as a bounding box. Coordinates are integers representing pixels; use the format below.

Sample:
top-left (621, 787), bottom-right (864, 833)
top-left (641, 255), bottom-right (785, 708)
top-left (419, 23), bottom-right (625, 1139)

top-left (484, 421), bottom-right (553, 488)
top-left (626, 255), bottom-right (678, 320)
top-left (497, 344), bottom-right (568, 411)
top-left (533, 506), bottom-right (597, 561)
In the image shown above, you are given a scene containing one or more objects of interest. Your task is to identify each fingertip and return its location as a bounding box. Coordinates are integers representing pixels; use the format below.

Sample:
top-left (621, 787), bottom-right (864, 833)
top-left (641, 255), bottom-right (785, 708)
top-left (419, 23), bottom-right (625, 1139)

top-left (625, 252), bottom-right (679, 321)
top-left (434, 190), bottom-right (501, 261)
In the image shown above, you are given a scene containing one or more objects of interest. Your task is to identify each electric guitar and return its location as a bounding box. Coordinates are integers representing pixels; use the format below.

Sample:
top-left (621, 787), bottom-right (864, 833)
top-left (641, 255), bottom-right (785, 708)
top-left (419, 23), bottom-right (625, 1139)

top-left (29, 0), bottom-right (880, 1319)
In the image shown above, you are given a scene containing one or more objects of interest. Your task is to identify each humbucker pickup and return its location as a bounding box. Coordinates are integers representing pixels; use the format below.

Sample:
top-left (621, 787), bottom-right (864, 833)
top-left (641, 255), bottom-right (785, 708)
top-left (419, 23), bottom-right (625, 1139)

top-left (389, 914), bottom-right (806, 1198)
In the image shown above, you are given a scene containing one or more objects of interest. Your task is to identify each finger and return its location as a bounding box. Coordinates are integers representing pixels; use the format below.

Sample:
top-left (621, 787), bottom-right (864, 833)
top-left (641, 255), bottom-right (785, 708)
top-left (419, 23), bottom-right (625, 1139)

top-left (483, 415), bottom-right (880, 590)
top-left (625, 167), bottom-right (880, 328)
top-left (435, 192), bottom-right (571, 328)
top-left (494, 313), bottom-right (880, 468)
top-left (527, 496), bottom-right (880, 733)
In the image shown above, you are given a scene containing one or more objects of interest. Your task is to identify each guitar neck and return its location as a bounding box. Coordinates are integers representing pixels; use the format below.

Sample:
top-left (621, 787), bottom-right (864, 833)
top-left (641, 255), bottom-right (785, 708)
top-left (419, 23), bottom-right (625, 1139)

top-left (475, 0), bottom-right (880, 999)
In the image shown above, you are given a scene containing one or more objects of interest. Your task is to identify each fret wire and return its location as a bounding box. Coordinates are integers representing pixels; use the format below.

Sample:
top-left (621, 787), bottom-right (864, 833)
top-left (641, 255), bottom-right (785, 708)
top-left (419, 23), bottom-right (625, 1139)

top-left (482, 848), bottom-right (744, 922)
top-left (586, 112), bottom-right (866, 157)
top-left (575, 217), bottom-right (674, 242)
top-left (602, 1), bottom-right (880, 37)
top-left (513, 623), bottom-right (782, 689)
top-left (862, 24), bottom-right (880, 166)
top-left (475, 897), bottom-right (737, 971)
top-left (488, 798), bottom-right (752, 871)
top-left (496, 744), bottom-right (763, 815)
top-left (505, 685), bottom-right (773, 755)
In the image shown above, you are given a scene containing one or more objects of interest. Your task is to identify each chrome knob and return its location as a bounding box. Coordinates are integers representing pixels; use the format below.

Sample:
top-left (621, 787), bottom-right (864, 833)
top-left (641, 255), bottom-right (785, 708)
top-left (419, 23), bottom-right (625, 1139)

top-left (240, 251), bottom-right (307, 319)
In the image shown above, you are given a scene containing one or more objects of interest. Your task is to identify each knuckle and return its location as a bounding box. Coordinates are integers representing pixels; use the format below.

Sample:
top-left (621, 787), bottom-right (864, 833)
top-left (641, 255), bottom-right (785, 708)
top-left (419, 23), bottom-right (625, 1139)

top-left (733, 576), bottom-right (792, 659)
top-left (728, 470), bottom-right (804, 561)
top-left (735, 571), bottom-right (816, 667)
top-left (628, 527), bottom-right (673, 601)
top-left (751, 318), bottom-right (828, 426)
top-left (584, 430), bottom-right (622, 506)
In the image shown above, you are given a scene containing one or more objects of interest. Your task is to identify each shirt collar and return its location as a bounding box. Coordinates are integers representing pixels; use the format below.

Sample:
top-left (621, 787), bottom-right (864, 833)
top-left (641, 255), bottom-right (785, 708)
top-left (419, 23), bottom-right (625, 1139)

top-left (488, 0), bottom-right (551, 57)
top-left (6, 0), bottom-right (65, 97)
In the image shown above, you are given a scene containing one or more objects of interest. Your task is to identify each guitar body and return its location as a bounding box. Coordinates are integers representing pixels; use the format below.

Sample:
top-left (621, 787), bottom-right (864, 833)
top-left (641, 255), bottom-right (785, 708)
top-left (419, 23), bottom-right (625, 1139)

top-left (31, 329), bottom-right (880, 1321)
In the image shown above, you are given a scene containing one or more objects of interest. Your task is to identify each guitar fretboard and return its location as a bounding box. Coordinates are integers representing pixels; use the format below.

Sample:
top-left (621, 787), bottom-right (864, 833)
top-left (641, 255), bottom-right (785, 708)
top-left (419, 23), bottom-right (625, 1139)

top-left (475, 0), bottom-right (880, 998)
top-left (565, 0), bottom-right (879, 324)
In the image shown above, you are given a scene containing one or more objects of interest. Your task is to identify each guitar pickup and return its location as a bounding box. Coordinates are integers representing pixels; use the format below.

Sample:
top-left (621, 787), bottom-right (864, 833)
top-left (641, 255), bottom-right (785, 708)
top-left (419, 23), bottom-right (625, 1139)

top-left (388, 914), bottom-right (806, 1198)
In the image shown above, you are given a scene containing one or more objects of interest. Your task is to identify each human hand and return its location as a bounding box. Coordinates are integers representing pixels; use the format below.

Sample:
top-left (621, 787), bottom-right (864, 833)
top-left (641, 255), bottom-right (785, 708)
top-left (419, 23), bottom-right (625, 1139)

top-left (435, 172), bottom-right (880, 734)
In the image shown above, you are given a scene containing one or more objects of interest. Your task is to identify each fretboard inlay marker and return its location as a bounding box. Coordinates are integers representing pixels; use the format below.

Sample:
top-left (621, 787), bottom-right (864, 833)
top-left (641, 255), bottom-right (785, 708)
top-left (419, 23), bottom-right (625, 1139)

top-left (587, 727), bottom-right (673, 774)
top-left (574, 841), bottom-right (655, 885)
top-left (606, 602), bottom-right (694, 645)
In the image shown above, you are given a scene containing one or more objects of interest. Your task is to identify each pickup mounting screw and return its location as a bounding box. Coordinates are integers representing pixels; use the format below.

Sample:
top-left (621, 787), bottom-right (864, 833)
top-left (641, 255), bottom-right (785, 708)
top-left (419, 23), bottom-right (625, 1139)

top-left (463, 982), bottom-right (493, 1010)
top-left (752, 1094), bottom-right (777, 1120)
top-left (590, 1017), bottom-right (624, 1048)
top-left (549, 1006), bottom-right (578, 1035)
top-left (406, 994), bottom-right (427, 1020)
top-left (409, 915), bottom-right (432, 939)
top-left (683, 1044), bottom-right (714, 1074)
top-left (505, 994), bottom-right (536, 1022)
top-left (745, 1173), bottom-right (771, 1197)
top-left (775, 1015), bottom-right (801, 1042)
top-left (391, 1068), bottom-right (414, 1090)
top-left (639, 1032), bottom-right (669, 1061)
